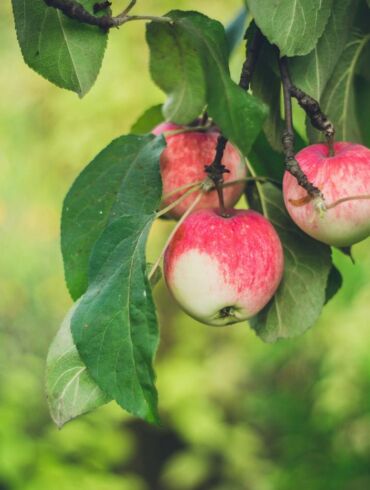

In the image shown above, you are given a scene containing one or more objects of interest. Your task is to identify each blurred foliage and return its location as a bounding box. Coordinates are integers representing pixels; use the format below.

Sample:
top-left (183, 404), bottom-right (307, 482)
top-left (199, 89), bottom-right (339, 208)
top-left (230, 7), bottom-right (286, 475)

top-left (1, 1), bottom-right (370, 489)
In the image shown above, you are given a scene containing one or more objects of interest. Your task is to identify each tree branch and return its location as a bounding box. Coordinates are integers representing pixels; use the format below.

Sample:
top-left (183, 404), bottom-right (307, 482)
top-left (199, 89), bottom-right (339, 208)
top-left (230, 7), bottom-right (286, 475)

top-left (278, 56), bottom-right (323, 199)
top-left (205, 26), bottom-right (263, 215)
top-left (43, 0), bottom-right (171, 30)
top-left (290, 85), bottom-right (335, 156)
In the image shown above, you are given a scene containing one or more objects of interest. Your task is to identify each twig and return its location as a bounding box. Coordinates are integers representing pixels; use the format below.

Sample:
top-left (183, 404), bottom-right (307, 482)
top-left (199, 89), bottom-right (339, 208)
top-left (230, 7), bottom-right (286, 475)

top-left (204, 135), bottom-right (229, 215)
top-left (43, 0), bottom-right (171, 30)
top-left (149, 192), bottom-right (203, 281)
top-left (239, 27), bottom-right (263, 90)
top-left (205, 26), bottom-right (263, 215)
top-left (289, 86), bottom-right (335, 156)
top-left (163, 180), bottom-right (203, 200)
top-left (278, 56), bottom-right (323, 199)
top-left (156, 183), bottom-right (202, 218)
top-left (221, 176), bottom-right (282, 189)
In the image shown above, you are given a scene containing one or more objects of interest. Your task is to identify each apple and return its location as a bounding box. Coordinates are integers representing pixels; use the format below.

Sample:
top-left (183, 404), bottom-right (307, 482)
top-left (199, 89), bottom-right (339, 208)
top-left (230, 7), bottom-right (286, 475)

top-left (153, 122), bottom-right (247, 219)
top-left (283, 142), bottom-right (370, 247)
top-left (163, 208), bottom-right (284, 326)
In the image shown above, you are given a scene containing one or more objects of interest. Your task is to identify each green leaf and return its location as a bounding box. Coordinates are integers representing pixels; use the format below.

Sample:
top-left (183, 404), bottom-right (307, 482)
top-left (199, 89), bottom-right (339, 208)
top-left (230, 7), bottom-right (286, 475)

top-left (290, 0), bottom-right (356, 101)
top-left (131, 105), bottom-right (164, 134)
top-left (249, 133), bottom-right (285, 181)
top-left (319, 32), bottom-right (370, 142)
top-left (146, 20), bottom-right (206, 124)
top-left (147, 11), bottom-right (267, 155)
top-left (225, 6), bottom-right (248, 55)
top-left (248, 129), bottom-right (306, 182)
top-left (355, 75), bottom-right (370, 146)
top-left (46, 302), bottom-right (110, 429)
top-left (325, 264), bottom-right (343, 304)
top-left (72, 215), bottom-right (161, 423)
top-left (249, 184), bottom-right (332, 342)
top-left (63, 135), bottom-right (165, 423)
top-left (11, 0), bottom-right (108, 96)
top-left (246, 0), bottom-right (333, 56)
top-left (179, 11), bottom-right (267, 155)
top-left (356, 41), bottom-right (370, 81)
top-left (61, 134), bottom-right (165, 300)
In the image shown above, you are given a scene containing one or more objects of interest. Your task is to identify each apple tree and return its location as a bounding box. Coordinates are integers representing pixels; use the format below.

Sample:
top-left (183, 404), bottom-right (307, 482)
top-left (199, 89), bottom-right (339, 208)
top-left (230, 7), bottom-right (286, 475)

top-left (11, 0), bottom-right (370, 427)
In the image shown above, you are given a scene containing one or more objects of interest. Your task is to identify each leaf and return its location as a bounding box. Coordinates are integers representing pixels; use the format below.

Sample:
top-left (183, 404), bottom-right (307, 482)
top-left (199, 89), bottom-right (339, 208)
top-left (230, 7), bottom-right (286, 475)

top-left (356, 41), bottom-right (370, 81)
top-left (319, 32), bottom-right (370, 142)
top-left (246, 0), bottom-right (333, 56)
top-left (11, 0), bottom-right (108, 96)
top-left (177, 11), bottom-right (268, 156)
top-left (46, 302), bottom-right (110, 429)
top-left (225, 6), bottom-right (248, 55)
top-left (249, 133), bottom-right (285, 181)
top-left (72, 218), bottom-right (161, 423)
top-left (325, 264), bottom-right (343, 304)
top-left (64, 135), bottom-right (165, 423)
top-left (131, 105), bottom-right (164, 134)
top-left (147, 11), bottom-right (267, 155)
top-left (355, 75), bottom-right (370, 146)
top-left (248, 129), bottom-right (306, 182)
top-left (146, 20), bottom-right (206, 124)
top-left (290, 0), bottom-right (356, 101)
top-left (61, 134), bottom-right (165, 301)
top-left (249, 184), bottom-right (332, 342)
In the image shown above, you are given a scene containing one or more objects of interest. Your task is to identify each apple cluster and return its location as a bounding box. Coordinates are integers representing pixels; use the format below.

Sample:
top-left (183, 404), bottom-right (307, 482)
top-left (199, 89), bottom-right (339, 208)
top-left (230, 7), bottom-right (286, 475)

top-left (154, 123), bottom-right (370, 326)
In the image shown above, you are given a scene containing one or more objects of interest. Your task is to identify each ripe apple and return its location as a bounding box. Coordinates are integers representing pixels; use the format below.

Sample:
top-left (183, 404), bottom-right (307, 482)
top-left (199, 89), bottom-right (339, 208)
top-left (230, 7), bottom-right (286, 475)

top-left (153, 122), bottom-right (247, 219)
top-left (164, 208), bottom-right (284, 326)
top-left (283, 142), bottom-right (370, 247)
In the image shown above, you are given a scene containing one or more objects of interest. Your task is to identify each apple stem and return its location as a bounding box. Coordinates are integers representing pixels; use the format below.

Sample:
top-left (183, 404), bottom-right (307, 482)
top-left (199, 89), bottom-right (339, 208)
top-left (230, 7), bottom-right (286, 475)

top-left (205, 24), bottom-right (263, 213)
top-left (327, 135), bottom-right (335, 157)
top-left (278, 56), bottom-right (323, 200)
top-left (326, 194), bottom-right (370, 210)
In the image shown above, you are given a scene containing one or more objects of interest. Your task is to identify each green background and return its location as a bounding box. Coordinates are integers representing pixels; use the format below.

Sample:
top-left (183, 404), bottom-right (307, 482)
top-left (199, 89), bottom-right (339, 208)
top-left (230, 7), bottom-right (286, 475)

top-left (1, 1), bottom-right (370, 489)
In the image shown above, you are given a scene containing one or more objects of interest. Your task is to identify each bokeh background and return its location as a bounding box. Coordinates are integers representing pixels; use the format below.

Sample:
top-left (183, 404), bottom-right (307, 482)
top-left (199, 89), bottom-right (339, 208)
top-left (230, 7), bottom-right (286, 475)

top-left (1, 1), bottom-right (370, 489)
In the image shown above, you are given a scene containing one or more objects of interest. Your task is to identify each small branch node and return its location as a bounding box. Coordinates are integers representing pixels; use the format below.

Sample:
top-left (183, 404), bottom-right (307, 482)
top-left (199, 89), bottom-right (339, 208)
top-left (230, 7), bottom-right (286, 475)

top-left (289, 85), bottom-right (336, 155)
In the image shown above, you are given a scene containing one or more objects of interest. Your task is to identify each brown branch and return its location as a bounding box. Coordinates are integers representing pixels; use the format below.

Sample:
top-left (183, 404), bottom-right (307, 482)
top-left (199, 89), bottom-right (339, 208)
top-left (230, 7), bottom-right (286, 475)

top-left (289, 86), bottom-right (335, 156)
top-left (205, 26), bottom-right (263, 215)
top-left (93, 1), bottom-right (111, 14)
top-left (278, 56), bottom-right (323, 199)
top-left (43, 0), bottom-right (171, 30)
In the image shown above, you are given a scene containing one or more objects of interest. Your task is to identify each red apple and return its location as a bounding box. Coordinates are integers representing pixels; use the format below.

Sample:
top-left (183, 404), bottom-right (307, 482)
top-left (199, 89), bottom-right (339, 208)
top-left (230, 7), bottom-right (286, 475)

top-left (153, 122), bottom-right (247, 219)
top-left (283, 142), bottom-right (370, 247)
top-left (164, 208), bottom-right (284, 326)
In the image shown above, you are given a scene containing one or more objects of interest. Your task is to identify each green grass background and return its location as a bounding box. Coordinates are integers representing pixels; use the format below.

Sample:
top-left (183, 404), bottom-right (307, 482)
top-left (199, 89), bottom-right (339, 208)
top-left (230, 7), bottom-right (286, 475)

top-left (1, 1), bottom-right (370, 489)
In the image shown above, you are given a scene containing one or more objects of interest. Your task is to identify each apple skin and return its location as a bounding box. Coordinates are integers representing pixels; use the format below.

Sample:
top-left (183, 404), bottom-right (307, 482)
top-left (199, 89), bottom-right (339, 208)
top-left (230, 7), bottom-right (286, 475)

top-left (283, 142), bottom-right (370, 247)
top-left (164, 208), bottom-right (284, 326)
top-left (153, 122), bottom-right (247, 219)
